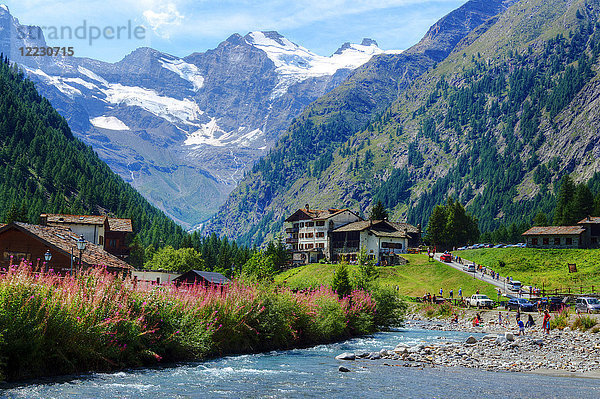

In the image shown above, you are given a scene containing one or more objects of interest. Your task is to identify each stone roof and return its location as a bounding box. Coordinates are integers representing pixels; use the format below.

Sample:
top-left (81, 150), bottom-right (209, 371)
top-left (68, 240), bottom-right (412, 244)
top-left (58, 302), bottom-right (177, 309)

top-left (578, 216), bottom-right (600, 225)
top-left (522, 226), bottom-right (586, 236)
top-left (285, 208), bottom-right (358, 222)
top-left (3, 222), bottom-right (132, 271)
top-left (107, 218), bottom-right (133, 232)
top-left (333, 220), bottom-right (417, 238)
top-left (44, 214), bottom-right (107, 225)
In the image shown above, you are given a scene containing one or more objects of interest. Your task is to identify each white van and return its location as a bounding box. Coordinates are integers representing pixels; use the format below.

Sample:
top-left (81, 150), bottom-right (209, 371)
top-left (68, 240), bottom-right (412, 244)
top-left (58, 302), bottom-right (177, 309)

top-left (508, 280), bottom-right (522, 292)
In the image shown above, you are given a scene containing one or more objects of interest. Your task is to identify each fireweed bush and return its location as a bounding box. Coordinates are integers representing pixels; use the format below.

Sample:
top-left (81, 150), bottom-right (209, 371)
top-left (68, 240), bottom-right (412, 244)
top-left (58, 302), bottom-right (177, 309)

top-left (0, 264), bottom-right (386, 381)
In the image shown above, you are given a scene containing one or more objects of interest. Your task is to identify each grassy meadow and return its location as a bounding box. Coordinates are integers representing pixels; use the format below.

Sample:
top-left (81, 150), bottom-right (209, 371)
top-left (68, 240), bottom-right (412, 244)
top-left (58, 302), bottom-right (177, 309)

top-left (275, 254), bottom-right (498, 298)
top-left (459, 248), bottom-right (600, 291)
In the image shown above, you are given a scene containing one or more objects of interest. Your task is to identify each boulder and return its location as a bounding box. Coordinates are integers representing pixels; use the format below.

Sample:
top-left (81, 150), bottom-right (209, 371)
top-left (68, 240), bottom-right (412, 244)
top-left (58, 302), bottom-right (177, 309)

top-left (465, 336), bottom-right (478, 344)
top-left (355, 351), bottom-right (370, 358)
top-left (335, 352), bottom-right (356, 361)
top-left (482, 334), bottom-right (498, 340)
top-left (504, 332), bottom-right (515, 342)
top-left (369, 352), bottom-right (381, 360)
top-left (380, 349), bottom-right (389, 357)
top-left (338, 366), bottom-right (351, 372)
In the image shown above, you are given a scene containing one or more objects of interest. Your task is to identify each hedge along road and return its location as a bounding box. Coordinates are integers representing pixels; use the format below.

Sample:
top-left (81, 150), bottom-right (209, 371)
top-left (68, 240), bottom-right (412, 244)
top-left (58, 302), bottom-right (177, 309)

top-left (433, 253), bottom-right (528, 300)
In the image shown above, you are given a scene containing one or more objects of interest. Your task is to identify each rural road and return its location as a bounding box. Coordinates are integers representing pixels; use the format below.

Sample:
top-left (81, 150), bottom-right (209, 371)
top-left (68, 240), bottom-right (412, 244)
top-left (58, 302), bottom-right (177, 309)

top-left (433, 253), bottom-right (531, 300)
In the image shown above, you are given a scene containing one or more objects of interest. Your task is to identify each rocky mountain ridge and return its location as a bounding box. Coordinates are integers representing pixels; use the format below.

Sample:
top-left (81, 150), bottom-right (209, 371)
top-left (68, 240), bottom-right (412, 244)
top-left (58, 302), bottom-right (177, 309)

top-left (0, 4), bottom-right (389, 227)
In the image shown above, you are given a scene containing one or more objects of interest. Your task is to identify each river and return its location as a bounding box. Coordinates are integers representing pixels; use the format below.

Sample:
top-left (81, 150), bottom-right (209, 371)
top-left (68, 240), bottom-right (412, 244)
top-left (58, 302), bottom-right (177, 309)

top-left (3, 327), bottom-right (600, 398)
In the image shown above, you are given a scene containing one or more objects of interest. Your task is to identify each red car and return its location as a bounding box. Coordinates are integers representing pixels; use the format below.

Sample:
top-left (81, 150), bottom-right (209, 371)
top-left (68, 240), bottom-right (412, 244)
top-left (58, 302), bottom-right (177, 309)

top-left (440, 253), bottom-right (452, 262)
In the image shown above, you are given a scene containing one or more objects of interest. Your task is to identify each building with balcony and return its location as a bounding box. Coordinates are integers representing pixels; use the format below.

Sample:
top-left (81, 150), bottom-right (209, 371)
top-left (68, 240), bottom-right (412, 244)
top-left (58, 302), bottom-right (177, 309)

top-left (285, 205), bottom-right (362, 264)
top-left (331, 220), bottom-right (421, 265)
top-left (284, 205), bottom-right (421, 265)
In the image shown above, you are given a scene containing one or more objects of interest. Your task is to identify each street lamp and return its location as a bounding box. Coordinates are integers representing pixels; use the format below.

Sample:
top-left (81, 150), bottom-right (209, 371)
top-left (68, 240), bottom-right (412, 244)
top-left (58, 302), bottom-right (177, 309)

top-left (76, 235), bottom-right (87, 272)
top-left (44, 250), bottom-right (52, 273)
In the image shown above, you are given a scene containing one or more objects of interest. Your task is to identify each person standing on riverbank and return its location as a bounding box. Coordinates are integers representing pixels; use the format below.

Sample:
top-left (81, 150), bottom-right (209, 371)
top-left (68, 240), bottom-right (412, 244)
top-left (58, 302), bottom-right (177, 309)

top-left (543, 310), bottom-right (551, 334)
top-left (517, 317), bottom-right (525, 335)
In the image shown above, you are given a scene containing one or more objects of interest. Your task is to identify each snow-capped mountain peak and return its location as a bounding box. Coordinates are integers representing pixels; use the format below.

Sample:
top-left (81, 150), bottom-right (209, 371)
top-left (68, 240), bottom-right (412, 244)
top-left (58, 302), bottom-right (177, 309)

top-left (245, 31), bottom-right (386, 98)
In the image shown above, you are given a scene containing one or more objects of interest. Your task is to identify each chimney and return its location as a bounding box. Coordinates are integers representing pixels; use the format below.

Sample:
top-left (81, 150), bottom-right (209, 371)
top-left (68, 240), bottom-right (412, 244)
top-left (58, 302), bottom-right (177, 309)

top-left (305, 204), bottom-right (310, 211)
top-left (417, 224), bottom-right (422, 233)
top-left (588, 215), bottom-right (592, 221)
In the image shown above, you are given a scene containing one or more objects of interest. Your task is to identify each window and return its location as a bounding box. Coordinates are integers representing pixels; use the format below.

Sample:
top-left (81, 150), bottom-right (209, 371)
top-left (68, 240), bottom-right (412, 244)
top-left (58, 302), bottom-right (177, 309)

top-left (316, 232), bottom-right (325, 238)
top-left (293, 223), bottom-right (299, 229)
top-left (317, 243), bottom-right (325, 248)
top-left (306, 243), bottom-right (314, 249)
top-left (299, 244), bottom-right (304, 250)
top-left (306, 233), bottom-right (314, 238)
top-left (532, 238), bottom-right (538, 245)
top-left (554, 238), bottom-right (561, 246)
top-left (543, 238), bottom-right (549, 246)
top-left (299, 233), bottom-right (304, 238)
top-left (99, 236), bottom-right (104, 245)
top-left (316, 221), bottom-right (325, 226)
top-left (306, 221), bottom-right (314, 227)
top-left (566, 237), bottom-right (573, 245)
top-left (109, 239), bottom-right (118, 248)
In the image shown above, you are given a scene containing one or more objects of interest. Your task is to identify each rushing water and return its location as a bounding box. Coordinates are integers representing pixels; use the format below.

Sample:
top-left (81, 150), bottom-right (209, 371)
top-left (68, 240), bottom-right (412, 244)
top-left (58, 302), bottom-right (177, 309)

top-left (3, 327), bottom-right (600, 398)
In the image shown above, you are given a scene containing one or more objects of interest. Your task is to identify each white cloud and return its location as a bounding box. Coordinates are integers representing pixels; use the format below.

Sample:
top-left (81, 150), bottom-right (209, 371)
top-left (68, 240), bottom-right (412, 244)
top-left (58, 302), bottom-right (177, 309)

top-left (143, 3), bottom-right (184, 38)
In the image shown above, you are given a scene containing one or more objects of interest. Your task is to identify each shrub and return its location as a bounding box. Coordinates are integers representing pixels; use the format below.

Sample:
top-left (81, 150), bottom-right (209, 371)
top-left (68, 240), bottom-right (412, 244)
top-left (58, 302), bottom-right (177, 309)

top-left (550, 308), bottom-right (570, 330)
top-left (331, 262), bottom-right (351, 299)
top-left (370, 285), bottom-right (407, 327)
top-left (572, 315), bottom-right (597, 331)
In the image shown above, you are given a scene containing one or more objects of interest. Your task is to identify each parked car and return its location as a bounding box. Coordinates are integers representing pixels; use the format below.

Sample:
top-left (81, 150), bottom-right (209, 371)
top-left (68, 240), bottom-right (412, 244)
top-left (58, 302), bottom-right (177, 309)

top-left (440, 253), bottom-right (452, 262)
top-left (505, 298), bottom-right (535, 312)
top-left (508, 280), bottom-right (522, 292)
top-left (463, 264), bottom-right (476, 273)
top-left (467, 294), bottom-right (494, 309)
top-left (535, 297), bottom-right (564, 312)
top-left (575, 297), bottom-right (600, 313)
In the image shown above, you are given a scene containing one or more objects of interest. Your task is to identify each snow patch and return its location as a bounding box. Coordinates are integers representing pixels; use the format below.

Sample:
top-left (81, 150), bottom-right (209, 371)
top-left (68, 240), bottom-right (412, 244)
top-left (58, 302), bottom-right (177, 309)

top-left (0, 4), bottom-right (9, 13)
top-left (90, 116), bottom-right (130, 131)
top-left (77, 66), bottom-right (108, 86)
top-left (101, 84), bottom-right (203, 125)
top-left (63, 77), bottom-right (98, 90)
top-left (185, 118), bottom-right (263, 148)
top-left (26, 68), bottom-right (81, 98)
top-left (159, 57), bottom-right (205, 91)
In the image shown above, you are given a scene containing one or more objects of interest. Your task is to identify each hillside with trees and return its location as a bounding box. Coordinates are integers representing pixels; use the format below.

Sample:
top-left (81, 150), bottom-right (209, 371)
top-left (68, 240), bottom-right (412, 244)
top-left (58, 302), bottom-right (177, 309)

top-left (0, 58), bottom-right (185, 247)
top-left (206, 0), bottom-right (600, 246)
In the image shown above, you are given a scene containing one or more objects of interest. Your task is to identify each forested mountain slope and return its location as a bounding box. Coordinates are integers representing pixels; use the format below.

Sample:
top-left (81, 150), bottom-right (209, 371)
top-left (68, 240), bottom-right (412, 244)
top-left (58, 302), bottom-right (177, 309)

top-left (0, 59), bottom-right (185, 246)
top-left (205, 0), bottom-right (520, 244)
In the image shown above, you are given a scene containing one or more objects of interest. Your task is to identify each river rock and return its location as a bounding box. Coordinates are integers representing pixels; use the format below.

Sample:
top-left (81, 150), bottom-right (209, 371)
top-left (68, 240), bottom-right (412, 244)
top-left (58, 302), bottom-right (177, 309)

top-left (465, 336), bottom-right (478, 344)
top-left (505, 332), bottom-right (515, 342)
top-left (380, 349), bottom-right (389, 357)
top-left (335, 352), bottom-right (355, 361)
top-left (369, 352), bottom-right (381, 360)
top-left (338, 366), bottom-right (350, 372)
top-left (355, 351), bottom-right (370, 358)
top-left (482, 334), bottom-right (498, 340)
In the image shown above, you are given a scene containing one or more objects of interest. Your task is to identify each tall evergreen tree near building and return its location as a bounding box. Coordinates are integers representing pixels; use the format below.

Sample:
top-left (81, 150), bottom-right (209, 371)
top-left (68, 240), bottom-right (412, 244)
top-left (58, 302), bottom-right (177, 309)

top-left (554, 175), bottom-right (577, 225)
top-left (573, 184), bottom-right (595, 221)
top-left (533, 212), bottom-right (549, 226)
top-left (369, 200), bottom-right (389, 220)
top-left (426, 205), bottom-right (448, 247)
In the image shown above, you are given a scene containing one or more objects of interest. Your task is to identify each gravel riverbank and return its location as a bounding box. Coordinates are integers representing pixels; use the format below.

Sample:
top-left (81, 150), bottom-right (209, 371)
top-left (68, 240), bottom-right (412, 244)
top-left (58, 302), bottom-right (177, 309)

top-left (336, 309), bottom-right (600, 376)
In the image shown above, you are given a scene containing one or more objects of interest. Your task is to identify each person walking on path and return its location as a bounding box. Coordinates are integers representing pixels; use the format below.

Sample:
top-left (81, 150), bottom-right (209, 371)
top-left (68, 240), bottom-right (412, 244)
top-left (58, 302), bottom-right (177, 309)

top-left (440, 288), bottom-right (443, 297)
top-left (543, 310), bottom-right (551, 334)
top-left (459, 288), bottom-right (462, 298)
top-left (450, 289), bottom-right (454, 299)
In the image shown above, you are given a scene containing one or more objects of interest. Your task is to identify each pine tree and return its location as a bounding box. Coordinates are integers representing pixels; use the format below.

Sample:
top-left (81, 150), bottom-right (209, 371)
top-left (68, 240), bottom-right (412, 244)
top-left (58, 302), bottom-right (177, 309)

top-left (533, 212), bottom-right (549, 226)
top-left (426, 205), bottom-right (447, 247)
top-left (573, 184), bottom-right (595, 221)
top-left (554, 175), bottom-right (576, 225)
top-left (331, 262), bottom-right (352, 299)
top-left (369, 200), bottom-right (388, 220)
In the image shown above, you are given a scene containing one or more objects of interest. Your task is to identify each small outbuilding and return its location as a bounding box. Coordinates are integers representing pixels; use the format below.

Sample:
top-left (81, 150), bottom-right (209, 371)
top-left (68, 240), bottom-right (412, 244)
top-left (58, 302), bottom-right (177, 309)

top-left (174, 270), bottom-right (231, 287)
top-left (521, 226), bottom-right (585, 249)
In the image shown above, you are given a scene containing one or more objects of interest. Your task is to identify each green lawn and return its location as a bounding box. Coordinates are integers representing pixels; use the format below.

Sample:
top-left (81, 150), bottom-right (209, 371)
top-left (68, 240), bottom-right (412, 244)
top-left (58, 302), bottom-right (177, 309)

top-left (275, 254), bottom-right (498, 298)
top-left (459, 248), bottom-right (600, 291)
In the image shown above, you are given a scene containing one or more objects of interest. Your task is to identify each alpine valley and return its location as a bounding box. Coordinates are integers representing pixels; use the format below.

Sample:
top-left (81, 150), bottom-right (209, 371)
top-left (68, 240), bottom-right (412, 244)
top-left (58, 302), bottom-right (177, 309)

top-left (0, 4), bottom-right (394, 228)
top-left (206, 0), bottom-right (600, 245)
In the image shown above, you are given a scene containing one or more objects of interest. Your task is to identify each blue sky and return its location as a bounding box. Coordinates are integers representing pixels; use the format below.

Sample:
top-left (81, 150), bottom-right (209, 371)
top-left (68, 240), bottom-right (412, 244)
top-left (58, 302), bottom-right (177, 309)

top-left (5, 0), bottom-right (467, 62)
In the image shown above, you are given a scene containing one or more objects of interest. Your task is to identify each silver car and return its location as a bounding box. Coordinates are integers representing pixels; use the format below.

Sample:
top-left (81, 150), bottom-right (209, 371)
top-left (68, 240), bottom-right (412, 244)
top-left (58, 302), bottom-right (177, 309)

top-left (575, 297), bottom-right (600, 313)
